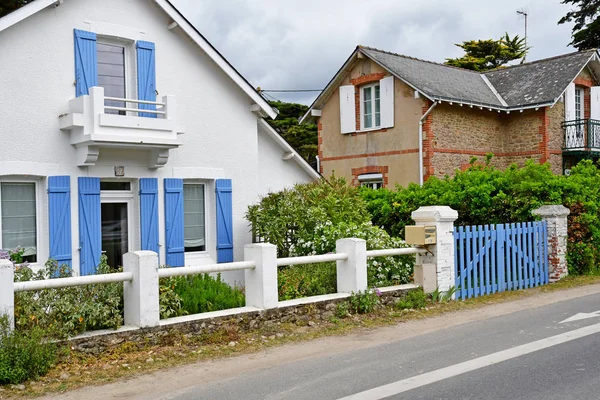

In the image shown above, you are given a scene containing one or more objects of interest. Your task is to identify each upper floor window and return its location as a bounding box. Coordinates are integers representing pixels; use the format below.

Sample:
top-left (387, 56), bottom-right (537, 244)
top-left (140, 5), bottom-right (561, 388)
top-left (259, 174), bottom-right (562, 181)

top-left (575, 87), bottom-right (584, 120)
top-left (361, 83), bottom-right (381, 130)
top-left (98, 42), bottom-right (127, 115)
top-left (183, 183), bottom-right (206, 253)
top-left (0, 182), bottom-right (37, 263)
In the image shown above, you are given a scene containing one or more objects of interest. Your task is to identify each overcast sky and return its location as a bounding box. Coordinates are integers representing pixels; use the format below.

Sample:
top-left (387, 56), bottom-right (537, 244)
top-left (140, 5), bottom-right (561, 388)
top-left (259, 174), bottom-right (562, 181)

top-left (171, 0), bottom-right (577, 105)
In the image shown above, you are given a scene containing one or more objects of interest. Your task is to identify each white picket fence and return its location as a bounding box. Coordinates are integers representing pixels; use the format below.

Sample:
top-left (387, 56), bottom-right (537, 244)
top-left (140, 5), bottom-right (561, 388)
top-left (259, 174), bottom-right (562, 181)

top-left (0, 238), bottom-right (426, 330)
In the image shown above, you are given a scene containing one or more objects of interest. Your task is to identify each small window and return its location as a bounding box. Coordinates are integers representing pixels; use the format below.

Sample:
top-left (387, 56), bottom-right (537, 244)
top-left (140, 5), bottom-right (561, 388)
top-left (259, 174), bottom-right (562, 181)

top-left (575, 87), bottom-right (584, 120)
top-left (0, 183), bottom-right (37, 262)
top-left (98, 42), bottom-right (126, 115)
top-left (184, 184), bottom-right (206, 253)
top-left (361, 84), bottom-right (381, 130)
top-left (358, 173), bottom-right (384, 190)
top-left (100, 181), bottom-right (131, 191)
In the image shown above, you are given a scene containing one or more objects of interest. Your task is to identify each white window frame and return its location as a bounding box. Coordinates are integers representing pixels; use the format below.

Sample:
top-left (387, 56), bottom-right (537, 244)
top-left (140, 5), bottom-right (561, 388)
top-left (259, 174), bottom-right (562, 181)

top-left (358, 173), bottom-right (384, 190)
top-left (100, 179), bottom-right (138, 263)
top-left (360, 83), bottom-right (381, 131)
top-left (96, 35), bottom-right (137, 115)
top-left (0, 177), bottom-right (45, 267)
top-left (183, 181), bottom-right (209, 257)
top-left (575, 87), bottom-right (584, 121)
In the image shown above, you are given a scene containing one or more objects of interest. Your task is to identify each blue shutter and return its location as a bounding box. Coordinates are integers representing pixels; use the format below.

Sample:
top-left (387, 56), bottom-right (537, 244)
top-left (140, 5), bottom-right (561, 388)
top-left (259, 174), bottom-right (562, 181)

top-left (74, 29), bottom-right (98, 97)
top-left (136, 41), bottom-right (157, 118)
top-left (215, 179), bottom-right (233, 263)
top-left (78, 177), bottom-right (101, 275)
top-left (139, 178), bottom-right (159, 254)
top-left (164, 178), bottom-right (184, 267)
top-left (48, 176), bottom-right (72, 269)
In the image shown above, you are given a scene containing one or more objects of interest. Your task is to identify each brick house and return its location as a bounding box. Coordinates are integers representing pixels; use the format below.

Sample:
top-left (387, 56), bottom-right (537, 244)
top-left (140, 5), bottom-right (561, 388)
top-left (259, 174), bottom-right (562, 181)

top-left (300, 46), bottom-right (600, 188)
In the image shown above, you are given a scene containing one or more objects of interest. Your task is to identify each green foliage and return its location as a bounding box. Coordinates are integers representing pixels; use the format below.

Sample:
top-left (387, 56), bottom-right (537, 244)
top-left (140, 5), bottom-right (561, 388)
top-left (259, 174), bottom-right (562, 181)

top-left (278, 262), bottom-right (337, 300)
top-left (13, 256), bottom-right (123, 339)
top-left (247, 176), bottom-right (370, 257)
top-left (361, 158), bottom-right (600, 276)
top-left (429, 286), bottom-right (457, 303)
top-left (158, 276), bottom-right (187, 319)
top-left (396, 289), bottom-right (427, 310)
top-left (559, 0), bottom-right (600, 50)
top-left (348, 289), bottom-right (380, 314)
top-left (266, 101), bottom-right (318, 163)
top-left (335, 301), bottom-right (350, 319)
top-left (171, 274), bottom-right (245, 315)
top-left (0, 0), bottom-right (35, 18)
top-left (445, 33), bottom-right (528, 71)
top-left (0, 316), bottom-right (56, 384)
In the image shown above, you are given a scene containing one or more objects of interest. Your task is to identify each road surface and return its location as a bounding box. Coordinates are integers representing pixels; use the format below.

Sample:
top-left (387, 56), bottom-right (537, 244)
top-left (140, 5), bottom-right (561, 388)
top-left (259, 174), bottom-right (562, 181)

top-left (48, 284), bottom-right (600, 400)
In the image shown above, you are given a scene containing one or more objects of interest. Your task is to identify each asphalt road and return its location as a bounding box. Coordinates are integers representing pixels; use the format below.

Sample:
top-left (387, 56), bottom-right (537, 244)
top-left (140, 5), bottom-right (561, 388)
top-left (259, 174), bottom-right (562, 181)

top-left (162, 291), bottom-right (600, 400)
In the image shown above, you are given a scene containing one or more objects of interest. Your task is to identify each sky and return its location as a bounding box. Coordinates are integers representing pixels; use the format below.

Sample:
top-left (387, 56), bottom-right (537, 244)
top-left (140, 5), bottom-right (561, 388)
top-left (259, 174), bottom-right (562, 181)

top-left (171, 0), bottom-right (578, 105)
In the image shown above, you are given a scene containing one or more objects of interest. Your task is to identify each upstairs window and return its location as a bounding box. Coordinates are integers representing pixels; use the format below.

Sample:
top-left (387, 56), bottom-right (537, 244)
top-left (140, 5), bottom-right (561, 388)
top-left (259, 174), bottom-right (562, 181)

top-left (98, 42), bottom-right (126, 115)
top-left (575, 87), bottom-right (584, 120)
top-left (361, 84), bottom-right (381, 130)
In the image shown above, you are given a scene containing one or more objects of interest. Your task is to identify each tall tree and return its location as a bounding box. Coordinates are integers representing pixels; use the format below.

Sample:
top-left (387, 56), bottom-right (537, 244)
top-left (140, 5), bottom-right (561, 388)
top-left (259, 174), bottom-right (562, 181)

top-left (266, 101), bottom-right (318, 166)
top-left (445, 33), bottom-right (528, 71)
top-left (558, 0), bottom-right (600, 50)
top-left (0, 0), bottom-right (36, 18)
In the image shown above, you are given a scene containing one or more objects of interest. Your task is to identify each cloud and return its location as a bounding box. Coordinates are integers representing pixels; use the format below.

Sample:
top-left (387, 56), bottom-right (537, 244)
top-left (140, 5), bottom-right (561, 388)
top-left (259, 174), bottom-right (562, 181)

top-left (171, 0), bottom-right (576, 105)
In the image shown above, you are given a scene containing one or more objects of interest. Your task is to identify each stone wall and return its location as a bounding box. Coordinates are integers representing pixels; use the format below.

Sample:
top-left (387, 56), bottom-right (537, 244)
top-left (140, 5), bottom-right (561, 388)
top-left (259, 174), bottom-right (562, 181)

top-left (70, 287), bottom-right (414, 355)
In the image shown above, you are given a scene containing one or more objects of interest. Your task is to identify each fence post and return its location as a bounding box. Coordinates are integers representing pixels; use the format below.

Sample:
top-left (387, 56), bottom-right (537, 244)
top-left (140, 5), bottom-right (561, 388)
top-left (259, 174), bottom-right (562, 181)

top-left (411, 206), bottom-right (459, 297)
top-left (244, 243), bottom-right (278, 309)
top-left (123, 251), bottom-right (160, 328)
top-left (532, 205), bottom-right (570, 282)
top-left (336, 238), bottom-right (367, 293)
top-left (0, 259), bottom-right (14, 330)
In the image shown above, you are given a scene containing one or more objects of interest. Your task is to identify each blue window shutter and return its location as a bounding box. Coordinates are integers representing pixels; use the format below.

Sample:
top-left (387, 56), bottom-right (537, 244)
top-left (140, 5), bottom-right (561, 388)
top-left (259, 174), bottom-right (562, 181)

top-left (48, 176), bottom-right (72, 269)
top-left (215, 179), bottom-right (233, 263)
top-left (78, 177), bottom-right (101, 275)
top-left (139, 178), bottom-right (159, 254)
top-left (74, 29), bottom-right (98, 97)
top-left (136, 41), bottom-right (157, 118)
top-left (164, 178), bottom-right (184, 267)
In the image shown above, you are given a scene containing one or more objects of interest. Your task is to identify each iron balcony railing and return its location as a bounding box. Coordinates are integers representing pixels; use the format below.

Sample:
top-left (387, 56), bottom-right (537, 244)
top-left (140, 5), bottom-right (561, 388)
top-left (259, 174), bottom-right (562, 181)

top-left (563, 119), bottom-right (600, 150)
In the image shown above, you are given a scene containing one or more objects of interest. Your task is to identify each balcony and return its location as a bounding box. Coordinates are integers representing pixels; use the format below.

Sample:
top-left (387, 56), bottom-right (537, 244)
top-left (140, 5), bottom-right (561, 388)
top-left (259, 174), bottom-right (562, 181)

top-left (59, 87), bottom-right (184, 168)
top-left (562, 119), bottom-right (600, 153)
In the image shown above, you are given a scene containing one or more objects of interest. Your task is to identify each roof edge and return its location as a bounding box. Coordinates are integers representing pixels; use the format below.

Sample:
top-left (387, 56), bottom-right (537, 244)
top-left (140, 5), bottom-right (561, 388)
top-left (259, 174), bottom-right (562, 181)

top-left (480, 74), bottom-right (508, 107)
top-left (258, 119), bottom-right (321, 180)
top-left (0, 0), bottom-right (59, 33)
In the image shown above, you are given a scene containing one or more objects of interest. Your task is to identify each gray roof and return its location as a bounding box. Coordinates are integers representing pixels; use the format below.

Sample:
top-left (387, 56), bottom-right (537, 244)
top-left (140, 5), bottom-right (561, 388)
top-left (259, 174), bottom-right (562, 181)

top-left (361, 46), bottom-right (504, 107)
top-left (484, 50), bottom-right (596, 107)
top-left (360, 46), bottom-right (597, 110)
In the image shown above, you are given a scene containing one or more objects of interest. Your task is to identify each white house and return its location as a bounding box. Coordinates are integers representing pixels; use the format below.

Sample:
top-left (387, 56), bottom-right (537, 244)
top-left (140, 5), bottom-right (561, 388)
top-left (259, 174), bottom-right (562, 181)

top-left (0, 0), bottom-right (319, 281)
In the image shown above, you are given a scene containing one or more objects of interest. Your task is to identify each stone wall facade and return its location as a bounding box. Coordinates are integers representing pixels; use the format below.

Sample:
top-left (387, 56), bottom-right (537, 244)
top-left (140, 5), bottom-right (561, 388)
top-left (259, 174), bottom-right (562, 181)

top-left (70, 287), bottom-right (414, 355)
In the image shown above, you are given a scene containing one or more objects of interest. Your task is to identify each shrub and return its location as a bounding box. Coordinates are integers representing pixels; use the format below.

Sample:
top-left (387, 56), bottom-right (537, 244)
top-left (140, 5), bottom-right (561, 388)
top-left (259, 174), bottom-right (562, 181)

top-left (395, 289), bottom-right (427, 310)
top-left (158, 276), bottom-right (187, 319)
top-left (278, 262), bottom-right (337, 300)
top-left (0, 316), bottom-right (56, 384)
top-left (246, 176), bottom-right (370, 257)
top-left (361, 158), bottom-right (600, 276)
top-left (171, 274), bottom-right (245, 315)
top-left (14, 256), bottom-right (123, 339)
top-left (348, 289), bottom-right (380, 314)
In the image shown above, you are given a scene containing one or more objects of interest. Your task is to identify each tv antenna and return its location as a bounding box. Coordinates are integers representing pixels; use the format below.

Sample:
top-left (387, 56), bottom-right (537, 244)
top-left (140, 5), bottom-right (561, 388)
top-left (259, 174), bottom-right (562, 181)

top-left (517, 9), bottom-right (528, 62)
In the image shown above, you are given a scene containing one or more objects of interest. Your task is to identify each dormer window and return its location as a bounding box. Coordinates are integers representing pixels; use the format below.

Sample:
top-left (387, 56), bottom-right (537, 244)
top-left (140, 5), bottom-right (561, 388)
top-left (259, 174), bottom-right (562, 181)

top-left (361, 83), bottom-right (381, 130)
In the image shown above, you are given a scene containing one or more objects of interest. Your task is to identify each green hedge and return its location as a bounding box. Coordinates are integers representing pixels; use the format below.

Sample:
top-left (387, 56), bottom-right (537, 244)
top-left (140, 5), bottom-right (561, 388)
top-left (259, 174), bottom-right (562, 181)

top-left (361, 158), bottom-right (600, 276)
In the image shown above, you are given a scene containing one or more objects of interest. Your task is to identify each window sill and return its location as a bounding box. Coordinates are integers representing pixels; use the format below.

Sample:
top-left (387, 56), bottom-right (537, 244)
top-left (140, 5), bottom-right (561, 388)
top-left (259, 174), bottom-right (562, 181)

top-left (349, 127), bottom-right (389, 136)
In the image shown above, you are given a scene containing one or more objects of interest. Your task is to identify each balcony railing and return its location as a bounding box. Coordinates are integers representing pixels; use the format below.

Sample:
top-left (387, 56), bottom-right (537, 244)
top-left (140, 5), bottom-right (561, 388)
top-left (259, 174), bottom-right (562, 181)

top-left (563, 119), bottom-right (600, 151)
top-left (59, 86), bottom-right (184, 168)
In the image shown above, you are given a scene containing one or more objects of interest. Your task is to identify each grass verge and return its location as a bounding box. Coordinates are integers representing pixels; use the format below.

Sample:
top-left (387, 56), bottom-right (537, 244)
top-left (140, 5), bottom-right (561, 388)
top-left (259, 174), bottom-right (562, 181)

top-left (2, 274), bottom-right (600, 398)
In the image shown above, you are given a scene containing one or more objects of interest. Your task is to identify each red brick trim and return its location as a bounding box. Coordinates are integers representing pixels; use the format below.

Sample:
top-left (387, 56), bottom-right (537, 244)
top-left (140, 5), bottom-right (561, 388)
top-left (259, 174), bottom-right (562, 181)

top-left (351, 165), bottom-right (389, 187)
top-left (549, 150), bottom-right (562, 155)
top-left (321, 148), bottom-right (419, 162)
top-left (422, 102), bottom-right (435, 181)
top-left (350, 73), bottom-right (385, 86)
top-left (574, 77), bottom-right (593, 88)
top-left (434, 149), bottom-right (541, 157)
top-left (539, 108), bottom-right (550, 164)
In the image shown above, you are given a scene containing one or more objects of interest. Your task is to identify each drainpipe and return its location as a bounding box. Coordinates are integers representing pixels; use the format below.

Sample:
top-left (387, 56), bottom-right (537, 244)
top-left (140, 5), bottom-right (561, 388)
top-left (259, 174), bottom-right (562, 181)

top-left (419, 101), bottom-right (438, 185)
top-left (315, 155), bottom-right (320, 174)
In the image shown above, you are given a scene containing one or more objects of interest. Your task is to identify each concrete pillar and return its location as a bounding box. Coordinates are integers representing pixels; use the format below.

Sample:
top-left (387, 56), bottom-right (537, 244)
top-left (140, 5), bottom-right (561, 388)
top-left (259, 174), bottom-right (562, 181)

top-left (411, 206), bottom-right (458, 296)
top-left (0, 259), bottom-right (14, 330)
top-left (532, 205), bottom-right (570, 282)
top-left (244, 244), bottom-right (278, 309)
top-left (123, 251), bottom-right (160, 328)
top-left (336, 238), bottom-right (367, 293)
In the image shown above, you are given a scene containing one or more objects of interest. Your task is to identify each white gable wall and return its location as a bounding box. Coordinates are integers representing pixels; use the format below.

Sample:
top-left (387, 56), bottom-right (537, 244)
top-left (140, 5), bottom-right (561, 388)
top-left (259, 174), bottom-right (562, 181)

top-left (0, 0), bottom-right (313, 280)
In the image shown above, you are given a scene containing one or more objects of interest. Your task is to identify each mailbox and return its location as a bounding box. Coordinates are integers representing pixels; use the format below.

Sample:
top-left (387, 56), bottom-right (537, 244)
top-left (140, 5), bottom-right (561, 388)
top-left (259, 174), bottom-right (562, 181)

top-left (404, 225), bottom-right (436, 245)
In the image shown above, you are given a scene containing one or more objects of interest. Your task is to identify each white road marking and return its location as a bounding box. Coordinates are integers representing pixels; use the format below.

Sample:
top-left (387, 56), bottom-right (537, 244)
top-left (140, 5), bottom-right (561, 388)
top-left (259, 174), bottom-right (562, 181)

top-left (337, 322), bottom-right (600, 400)
top-left (560, 310), bottom-right (600, 324)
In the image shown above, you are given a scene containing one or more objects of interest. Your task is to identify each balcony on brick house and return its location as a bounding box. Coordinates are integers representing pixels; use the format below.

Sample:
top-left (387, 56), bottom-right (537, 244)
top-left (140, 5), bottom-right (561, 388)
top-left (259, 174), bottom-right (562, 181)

top-left (59, 86), bottom-right (184, 168)
top-left (562, 119), bottom-right (600, 152)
